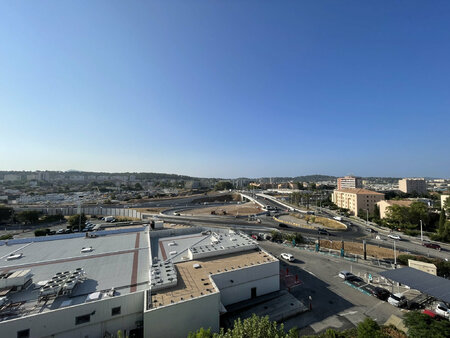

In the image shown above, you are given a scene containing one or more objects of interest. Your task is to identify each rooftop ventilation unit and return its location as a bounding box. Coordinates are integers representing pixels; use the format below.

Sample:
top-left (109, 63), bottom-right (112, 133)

top-left (0, 269), bottom-right (32, 290)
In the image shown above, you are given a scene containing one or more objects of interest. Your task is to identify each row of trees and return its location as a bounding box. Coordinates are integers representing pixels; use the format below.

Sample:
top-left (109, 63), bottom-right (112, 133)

top-left (188, 314), bottom-right (437, 338)
top-left (0, 206), bottom-right (65, 225)
top-left (382, 198), bottom-right (450, 241)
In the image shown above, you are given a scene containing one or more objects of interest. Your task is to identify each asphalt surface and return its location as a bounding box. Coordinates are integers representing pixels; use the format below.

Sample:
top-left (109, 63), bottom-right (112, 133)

top-left (260, 241), bottom-right (406, 335)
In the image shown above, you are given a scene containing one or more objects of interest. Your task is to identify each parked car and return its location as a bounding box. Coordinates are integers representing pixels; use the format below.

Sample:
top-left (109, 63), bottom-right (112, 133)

top-left (423, 242), bottom-right (441, 251)
top-left (388, 234), bottom-right (401, 240)
top-left (280, 253), bottom-right (294, 262)
top-left (422, 309), bottom-right (440, 319)
top-left (278, 223), bottom-right (288, 228)
top-left (435, 303), bottom-right (450, 319)
top-left (346, 275), bottom-right (364, 284)
top-left (56, 229), bottom-right (65, 234)
top-left (388, 293), bottom-right (407, 307)
top-left (338, 271), bottom-right (354, 280)
top-left (370, 287), bottom-right (391, 301)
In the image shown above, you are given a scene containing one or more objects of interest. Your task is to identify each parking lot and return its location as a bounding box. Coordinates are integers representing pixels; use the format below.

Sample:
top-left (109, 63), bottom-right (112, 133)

top-left (259, 241), bottom-right (408, 335)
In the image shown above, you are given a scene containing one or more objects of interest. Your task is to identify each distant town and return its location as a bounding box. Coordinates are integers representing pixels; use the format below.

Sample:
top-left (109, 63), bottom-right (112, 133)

top-left (0, 170), bottom-right (449, 337)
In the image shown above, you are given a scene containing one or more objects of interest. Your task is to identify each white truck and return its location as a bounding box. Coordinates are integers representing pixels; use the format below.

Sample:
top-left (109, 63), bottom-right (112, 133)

top-left (103, 216), bottom-right (116, 222)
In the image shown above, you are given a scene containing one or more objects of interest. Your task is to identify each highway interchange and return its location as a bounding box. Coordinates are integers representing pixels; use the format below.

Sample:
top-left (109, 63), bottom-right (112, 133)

top-left (134, 192), bottom-right (449, 261)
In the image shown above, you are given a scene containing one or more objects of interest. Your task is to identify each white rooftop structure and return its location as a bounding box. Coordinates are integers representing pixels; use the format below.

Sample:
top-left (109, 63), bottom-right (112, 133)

top-left (0, 225), bottom-right (279, 338)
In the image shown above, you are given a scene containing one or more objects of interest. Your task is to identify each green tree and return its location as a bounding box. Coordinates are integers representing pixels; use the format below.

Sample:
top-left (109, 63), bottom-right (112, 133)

top-left (408, 202), bottom-right (429, 226)
top-left (0, 206), bottom-right (14, 223)
top-left (209, 314), bottom-right (297, 338)
top-left (271, 230), bottom-right (283, 242)
top-left (385, 204), bottom-right (410, 229)
top-left (438, 208), bottom-right (446, 236)
top-left (357, 318), bottom-right (384, 338)
top-left (214, 181), bottom-right (233, 191)
top-left (17, 210), bottom-right (42, 224)
top-left (404, 311), bottom-right (450, 338)
top-left (68, 213), bottom-right (87, 228)
top-left (188, 328), bottom-right (213, 338)
top-left (134, 182), bottom-right (143, 190)
top-left (34, 228), bottom-right (50, 237)
top-left (372, 204), bottom-right (380, 220)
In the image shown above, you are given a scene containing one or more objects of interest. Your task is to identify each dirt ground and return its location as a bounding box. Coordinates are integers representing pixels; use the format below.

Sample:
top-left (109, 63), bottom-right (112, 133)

top-left (319, 239), bottom-right (406, 259)
top-left (186, 202), bottom-right (262, 216)
top-left (291, 213), bottom-right (347, 230)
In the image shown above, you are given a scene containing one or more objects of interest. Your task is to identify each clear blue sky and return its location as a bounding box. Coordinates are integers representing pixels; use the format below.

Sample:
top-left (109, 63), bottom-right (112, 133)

top-left (1, 1), bottom-right (449, 178)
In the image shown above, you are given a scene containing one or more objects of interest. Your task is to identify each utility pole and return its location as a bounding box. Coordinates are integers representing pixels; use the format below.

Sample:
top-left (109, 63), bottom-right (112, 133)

top-left (366, 209), bottom-right (369, 225)
top-left (78, 201), bottom-right (81, 232)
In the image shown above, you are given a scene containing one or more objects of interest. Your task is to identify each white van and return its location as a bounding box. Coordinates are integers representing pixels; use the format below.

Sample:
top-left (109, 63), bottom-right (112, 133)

top-left (388, 293), bottom-right (406, 307)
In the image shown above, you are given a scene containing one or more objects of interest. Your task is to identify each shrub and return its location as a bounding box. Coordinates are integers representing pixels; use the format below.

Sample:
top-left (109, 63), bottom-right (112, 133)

top-left (34, 228), bottom-right (49, 237)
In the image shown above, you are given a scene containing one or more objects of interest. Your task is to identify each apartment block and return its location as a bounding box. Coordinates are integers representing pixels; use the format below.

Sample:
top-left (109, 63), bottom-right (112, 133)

top-left (398, 178), bottom-right (427, 195)
top-left (337, 176), bottom-right (362, 190)
top-left (332, 188), bottom-right (384, 215)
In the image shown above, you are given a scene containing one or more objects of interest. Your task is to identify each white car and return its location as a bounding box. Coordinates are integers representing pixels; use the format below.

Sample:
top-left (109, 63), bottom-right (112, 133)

top-left (280, 253), bottom-right (294, 262)
top-left (435, 303), bottom-right (450, 319)
top-left (388, 234), bottom-right (401, 240)
top-left (388, 293), bottom-right (406, 307)
top-left (338, 271), bottom-right (354, 280)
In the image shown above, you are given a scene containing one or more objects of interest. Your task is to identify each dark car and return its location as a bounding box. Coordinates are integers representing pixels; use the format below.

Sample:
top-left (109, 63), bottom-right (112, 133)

top-left (278, 223), bottom-right (288, 228)
top-left (318, 229), bottom-right (330, 236)
top-left (370, 287), bottom-right (390, 300)
top-left (346, 275), bottom-right (363, 283)
top-left (422, 242), bottom-right (441, 251)
top-left (366, 228), bottom-right (378, 233)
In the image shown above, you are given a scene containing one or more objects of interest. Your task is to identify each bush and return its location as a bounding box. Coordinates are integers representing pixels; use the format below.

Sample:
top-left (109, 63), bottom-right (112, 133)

top-left (34, 228), bottom-right (49, 237)
top-left (0, 234), bottom-right (13, 240)
top-left (404, 229), bottom-right (420, 237)
top-left (404, 311), bottom-right (450, 338)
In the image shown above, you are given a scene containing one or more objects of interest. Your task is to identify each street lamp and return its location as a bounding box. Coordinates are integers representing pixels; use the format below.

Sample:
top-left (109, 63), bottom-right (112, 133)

top-left (364, 209), bottom-right (369, 225)
top-left (393, 239), bottom-right (397, 268)
top-left (420, 220), bottom-right (423, 243)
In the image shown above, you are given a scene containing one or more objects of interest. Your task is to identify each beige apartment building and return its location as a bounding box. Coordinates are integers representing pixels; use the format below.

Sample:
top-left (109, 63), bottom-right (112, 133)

top-left (377, 200), bottom-right (413, 219)
top-left (337, 176), bottom-right (362, 190)
top-left (398, 178), bottom-right (427, 195)
top-left (332, 188), bottom-right (384, 215)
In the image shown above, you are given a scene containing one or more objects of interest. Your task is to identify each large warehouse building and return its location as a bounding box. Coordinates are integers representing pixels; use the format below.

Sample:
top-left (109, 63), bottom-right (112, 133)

top-left (0, 226), bottom-right (279, 338)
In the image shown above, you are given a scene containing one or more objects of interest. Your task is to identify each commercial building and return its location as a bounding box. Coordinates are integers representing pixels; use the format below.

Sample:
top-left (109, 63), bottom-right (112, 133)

top-left (0, 226), bottom-right (279, 338)
top-left (398, 178), bottom-right (427, 195)
top-left (337, 176), bottom-right (362, 190)
top-left (376, 200), bottom-right (414, 219)
top-left (332, 188), bottom-right (384, 215)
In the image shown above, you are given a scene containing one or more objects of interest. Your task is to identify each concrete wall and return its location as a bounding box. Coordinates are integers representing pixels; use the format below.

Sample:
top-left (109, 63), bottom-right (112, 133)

top-left (211, 261), bottom-right (280, 306)
top-left (0, 291), bottom-right (144, 338)
top-left (144, 292), bottom-right (220, 338)
top-left (13, 207), bottom-right (142, 219)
